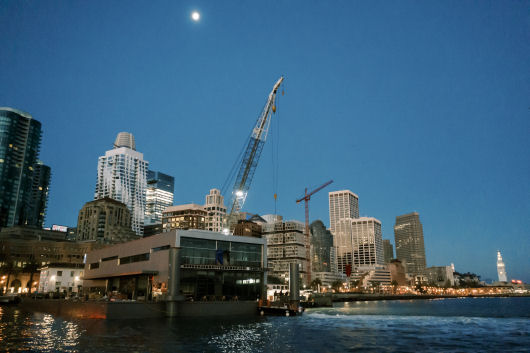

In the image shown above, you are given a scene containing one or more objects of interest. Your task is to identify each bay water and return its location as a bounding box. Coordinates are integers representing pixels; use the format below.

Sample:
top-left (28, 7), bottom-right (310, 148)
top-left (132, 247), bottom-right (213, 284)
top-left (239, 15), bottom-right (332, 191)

top-left (1, 297), bottom-right (528, 352)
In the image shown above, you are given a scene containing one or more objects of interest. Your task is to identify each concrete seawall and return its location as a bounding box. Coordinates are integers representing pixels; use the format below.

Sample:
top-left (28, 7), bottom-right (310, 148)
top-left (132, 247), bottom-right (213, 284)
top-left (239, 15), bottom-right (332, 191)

top-left (19, 299), bottom-right (258, 320)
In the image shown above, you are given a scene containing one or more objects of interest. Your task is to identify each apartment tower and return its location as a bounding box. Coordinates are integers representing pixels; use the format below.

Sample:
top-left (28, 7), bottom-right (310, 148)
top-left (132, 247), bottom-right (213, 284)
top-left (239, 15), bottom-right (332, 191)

top-left (95, 132), bottom-right (148, 236)
top-left (204, 188), bottom-right (226, 232)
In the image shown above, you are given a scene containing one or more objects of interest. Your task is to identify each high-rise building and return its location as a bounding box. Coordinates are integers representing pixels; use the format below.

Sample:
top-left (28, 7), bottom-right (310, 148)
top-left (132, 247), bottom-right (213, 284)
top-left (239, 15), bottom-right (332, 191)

top-left (334, 217), bottom-right (384, 275)
top-left (162, 204), bottom-right (207, 231)
top-left (309, 220), bottom-right (334, 273)
top-left (27, 161), bottom-right (51, 228)
top-left (204, 188), bottom-right (226, 232)
top-left (76, 197), bottom-right (137, 243)
top-left (94, 132), bottom-right (148, 236)
top-left (383, 239), bottom-right (394, 264)
top-left (497, 251), bottom-right (507, 282)
top-left (394, 212), bottom-right (426, 275)
top-left (0, 107), bottom-right (50, 228)
top-left (145, 170), bottom-right (174, 226)
top-left (328, 190), bottom-right (359, 235)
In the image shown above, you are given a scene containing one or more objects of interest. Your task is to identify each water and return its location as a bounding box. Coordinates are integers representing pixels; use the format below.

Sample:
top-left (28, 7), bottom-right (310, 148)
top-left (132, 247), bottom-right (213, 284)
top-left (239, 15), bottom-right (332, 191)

top-left (1, 297), bottom-right (529, 352)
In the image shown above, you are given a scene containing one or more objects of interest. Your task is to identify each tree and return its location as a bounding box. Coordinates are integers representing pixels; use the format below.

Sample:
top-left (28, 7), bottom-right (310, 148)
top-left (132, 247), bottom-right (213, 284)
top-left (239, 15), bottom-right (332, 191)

top-left (24, 260), bottom-right (39, 293)
top-left (310, 278), bottom-right (322, 291)
top-left (391, 280), bottom-right (398, 294)
top-left (331, 280), bottom-right (343, 292)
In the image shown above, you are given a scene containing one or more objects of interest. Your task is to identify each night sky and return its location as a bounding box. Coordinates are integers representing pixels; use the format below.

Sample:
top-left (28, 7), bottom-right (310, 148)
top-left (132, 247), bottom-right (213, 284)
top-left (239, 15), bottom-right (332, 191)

top-left (1, 1), bottom-right (529, 282)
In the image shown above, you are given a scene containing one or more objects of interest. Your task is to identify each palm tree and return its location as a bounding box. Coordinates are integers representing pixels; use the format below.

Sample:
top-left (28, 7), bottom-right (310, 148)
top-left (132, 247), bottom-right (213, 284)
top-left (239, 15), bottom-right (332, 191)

top-left (331, 280), bottom-right (343, 292)
top-left (310, 278), bottom-right (322, 292)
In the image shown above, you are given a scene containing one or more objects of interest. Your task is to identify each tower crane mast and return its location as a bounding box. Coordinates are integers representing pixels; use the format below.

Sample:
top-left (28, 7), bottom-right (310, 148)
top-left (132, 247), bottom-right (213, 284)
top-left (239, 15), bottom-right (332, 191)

top-left (296, 179), bottom-right (333, 285)
top-left (228, 77), bottom-right (284, 217)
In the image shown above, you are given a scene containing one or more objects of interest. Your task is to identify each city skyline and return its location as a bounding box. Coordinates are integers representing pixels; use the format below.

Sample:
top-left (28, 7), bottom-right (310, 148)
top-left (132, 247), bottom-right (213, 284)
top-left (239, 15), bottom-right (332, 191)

top-left (1, 2), bottom-right (528, 282)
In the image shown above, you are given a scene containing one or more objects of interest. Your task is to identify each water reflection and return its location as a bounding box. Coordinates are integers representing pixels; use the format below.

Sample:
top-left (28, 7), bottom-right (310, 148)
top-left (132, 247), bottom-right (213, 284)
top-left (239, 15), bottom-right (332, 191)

top-left (1, 309), bottom-right (82, 352)
top-left (0, 298), bottom-right (529, 352)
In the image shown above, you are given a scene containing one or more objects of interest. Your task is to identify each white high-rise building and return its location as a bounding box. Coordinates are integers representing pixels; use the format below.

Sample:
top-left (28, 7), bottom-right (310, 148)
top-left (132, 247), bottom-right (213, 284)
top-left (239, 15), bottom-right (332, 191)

top-left (329, 190), bottom-right (359, 235)
top-left (95, 132), bottom-right (148, 236)
top-left (334, 217), bottom-right (384, 275)
top-left (204, 188), bottom-right (226, 232)
top-left (497, 251), bottom-right (507, 282)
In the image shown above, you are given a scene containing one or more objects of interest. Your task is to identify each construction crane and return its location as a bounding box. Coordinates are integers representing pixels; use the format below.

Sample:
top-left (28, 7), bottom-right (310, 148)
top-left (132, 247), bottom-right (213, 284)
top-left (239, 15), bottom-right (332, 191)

top-left (227, 76), bottom-right (284, 221)
top-left (296, 179), bottom-right (333, 284)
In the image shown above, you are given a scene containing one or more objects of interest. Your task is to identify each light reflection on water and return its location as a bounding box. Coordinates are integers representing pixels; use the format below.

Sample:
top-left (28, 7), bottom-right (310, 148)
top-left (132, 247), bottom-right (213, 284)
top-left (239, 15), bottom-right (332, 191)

top-left (1, 298), bottom-right (529, 352)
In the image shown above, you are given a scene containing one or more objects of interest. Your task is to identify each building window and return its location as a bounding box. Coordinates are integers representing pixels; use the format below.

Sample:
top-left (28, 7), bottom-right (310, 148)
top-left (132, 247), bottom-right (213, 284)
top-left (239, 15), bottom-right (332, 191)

top-left (119, 253), bottom-right (150, 265)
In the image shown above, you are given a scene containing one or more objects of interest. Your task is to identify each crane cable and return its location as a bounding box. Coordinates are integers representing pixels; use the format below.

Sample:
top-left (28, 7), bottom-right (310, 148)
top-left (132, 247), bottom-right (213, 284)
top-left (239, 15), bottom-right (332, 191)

top-left (271, 83), bottom-right (282, 214)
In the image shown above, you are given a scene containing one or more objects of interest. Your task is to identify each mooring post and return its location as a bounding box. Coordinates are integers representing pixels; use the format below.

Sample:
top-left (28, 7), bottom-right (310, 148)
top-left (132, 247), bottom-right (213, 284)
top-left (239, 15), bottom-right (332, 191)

top-left (289, 263), bottom-right (300, 308)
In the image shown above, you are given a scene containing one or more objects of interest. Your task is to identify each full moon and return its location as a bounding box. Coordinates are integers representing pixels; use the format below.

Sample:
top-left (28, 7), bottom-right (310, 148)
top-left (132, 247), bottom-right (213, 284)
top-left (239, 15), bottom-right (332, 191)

top-left (191, 11), bottom-right (200, 21)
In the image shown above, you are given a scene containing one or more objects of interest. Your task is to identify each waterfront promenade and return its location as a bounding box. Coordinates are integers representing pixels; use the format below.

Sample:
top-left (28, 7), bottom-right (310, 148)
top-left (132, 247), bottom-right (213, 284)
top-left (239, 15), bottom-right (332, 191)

top-left (332, 292), bottom-right (530, 302)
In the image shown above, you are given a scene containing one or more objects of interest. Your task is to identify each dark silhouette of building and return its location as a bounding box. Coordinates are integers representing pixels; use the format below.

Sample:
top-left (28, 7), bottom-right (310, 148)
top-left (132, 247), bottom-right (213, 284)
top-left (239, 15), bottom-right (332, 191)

top-left (77, 198), bottom-right (138, 244)
top-left (309, 220), bottom-right (333, 273)
top-left (383, 239), bottom-right (394, 264)
top-left (0, 107), bottom-right (51, 228)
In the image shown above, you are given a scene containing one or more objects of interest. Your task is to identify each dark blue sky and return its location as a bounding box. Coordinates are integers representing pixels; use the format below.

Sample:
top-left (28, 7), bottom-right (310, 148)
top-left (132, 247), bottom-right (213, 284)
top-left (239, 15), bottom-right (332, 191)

top-left (1, 1), bottom-right (529, 282)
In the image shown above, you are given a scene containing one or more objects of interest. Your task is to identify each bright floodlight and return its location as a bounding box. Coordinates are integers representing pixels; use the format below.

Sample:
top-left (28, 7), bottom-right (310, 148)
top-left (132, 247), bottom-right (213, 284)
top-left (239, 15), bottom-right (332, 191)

top-left (236, 190), bottom-right (244, 197)
top-left (191, 11), bottom-right (200, 21)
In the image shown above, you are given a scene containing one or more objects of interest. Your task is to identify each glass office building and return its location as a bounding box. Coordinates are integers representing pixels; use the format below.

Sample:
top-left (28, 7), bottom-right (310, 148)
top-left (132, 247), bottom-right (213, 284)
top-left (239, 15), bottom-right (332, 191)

top-left (0, 107), bottom-right (45, 227)
top-left (145, 170), bottom-right (174, 225)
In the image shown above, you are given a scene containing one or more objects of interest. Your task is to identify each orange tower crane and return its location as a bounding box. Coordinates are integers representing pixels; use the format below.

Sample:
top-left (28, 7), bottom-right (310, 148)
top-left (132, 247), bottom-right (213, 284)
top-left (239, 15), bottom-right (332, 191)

top-left (296, 179), bottom-right (333, 285)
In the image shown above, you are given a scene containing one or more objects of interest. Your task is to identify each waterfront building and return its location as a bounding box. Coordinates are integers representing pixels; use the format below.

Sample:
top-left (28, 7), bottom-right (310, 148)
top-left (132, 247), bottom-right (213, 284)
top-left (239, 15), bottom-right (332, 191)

top-left (349, 266), bottom-right (391, 288)
top-left (95, 132), bottom-right (148, 236)
top-left (38, 263), bottom-right (84, 294)
top-left (309, 220), bottom-right (333, 273)
top-left (312, 271), bottom-right (346, 288)
top-left (261, 218), bottom-right (309, 284)
top-left (497, 251), bottom-right (508, 282)
top-left (162, 204), bottom-right (207, 231)
top-left (0, 107), bottom-right (50, 228)
top-left (204, 189), bottom-right (227, 232)
top-left (328, 190), bottom-right (359, 235)
top-left (383, 239), bottom-right (394, 264)
top-left (82, 229), bottom-right (266, 301)
top-left (145, 170), bottom-right (174, 226)
top-left (334, 217), bottom-right (384, 275)
top-left (76, 197), bottom-right (138, 244)
top-left (394, 212), bottom-right (426, 275)
top-left (423, 266), bottom-right (455, 287)
top-left (0, 226), bottom-right (102, 294)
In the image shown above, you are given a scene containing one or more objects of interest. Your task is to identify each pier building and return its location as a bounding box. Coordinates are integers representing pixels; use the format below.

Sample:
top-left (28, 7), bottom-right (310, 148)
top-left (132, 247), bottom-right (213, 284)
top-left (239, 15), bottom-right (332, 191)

top-left (82, 229), bottom-right (267, 302)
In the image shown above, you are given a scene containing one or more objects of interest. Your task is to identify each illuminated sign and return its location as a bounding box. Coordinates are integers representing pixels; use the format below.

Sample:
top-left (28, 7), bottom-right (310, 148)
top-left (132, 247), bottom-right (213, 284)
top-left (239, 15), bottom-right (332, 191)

top-left (52, 225), bottom-right (68, 232)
